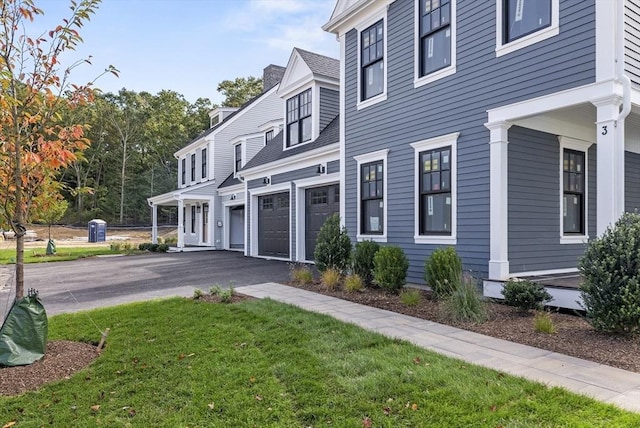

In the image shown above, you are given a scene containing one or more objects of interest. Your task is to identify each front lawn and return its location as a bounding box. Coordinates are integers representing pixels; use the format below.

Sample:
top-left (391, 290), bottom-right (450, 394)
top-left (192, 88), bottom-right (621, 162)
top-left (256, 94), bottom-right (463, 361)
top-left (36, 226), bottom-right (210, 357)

top-left (0, 247), bottom-right (129, 264)
top-left (1, 298), bottom-right (638, 427)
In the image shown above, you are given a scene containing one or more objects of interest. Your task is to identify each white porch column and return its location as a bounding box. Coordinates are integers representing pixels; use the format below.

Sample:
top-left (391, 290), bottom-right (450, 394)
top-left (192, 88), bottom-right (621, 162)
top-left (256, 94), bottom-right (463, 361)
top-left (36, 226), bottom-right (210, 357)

top-left (151, 204), bottom-right (158, 244)
top-left (593, 96), bottom-right (624, 234)
top-left (486, 121), bottom-right (512, 280)
top-left (177, 198), bottom-right (185, 249)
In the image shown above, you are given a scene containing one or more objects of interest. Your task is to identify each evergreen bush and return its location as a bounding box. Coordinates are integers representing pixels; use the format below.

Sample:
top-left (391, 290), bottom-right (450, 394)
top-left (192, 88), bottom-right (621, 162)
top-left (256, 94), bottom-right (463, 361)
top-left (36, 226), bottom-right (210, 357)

top-left (424, 247), bottom-right (462, 299)
top-left (501, 279), bottom-right (552, 313)
top-left (351, 240), bottom-right (380, 286)
top-left (373, 245), bottom-right (409, 294)
top-left (314, 214), bottom-right (351, 273)
top-left (579, 212), bottom-right (640, 335)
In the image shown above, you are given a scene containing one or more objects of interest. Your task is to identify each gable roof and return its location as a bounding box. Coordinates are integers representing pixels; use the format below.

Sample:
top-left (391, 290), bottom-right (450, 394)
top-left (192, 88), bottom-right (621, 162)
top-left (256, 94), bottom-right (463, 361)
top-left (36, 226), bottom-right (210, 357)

top-left (242, 114), bottom-right (339, 171)
top-left (218, 172), bottom-right (241, 189)
top-left (295, 48), bottom-right (340, 80)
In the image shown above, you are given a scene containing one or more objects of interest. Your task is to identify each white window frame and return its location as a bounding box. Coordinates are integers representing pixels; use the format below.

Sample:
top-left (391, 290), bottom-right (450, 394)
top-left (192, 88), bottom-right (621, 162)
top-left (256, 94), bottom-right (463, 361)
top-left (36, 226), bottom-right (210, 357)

top-left (233, 142), bottom-right (244, 177)
top-left (414, 0), bottom-right (457, 89)
top-left (201, 147), bottom-right (207, 181)
top-left (355, 149), bottom-right (388, 242)
top-left (411, 132), bottom-right (458, 245)
top-left (496, 0), bottom-right (559, 57)
top-left (558, 136), bottom-right (591, 244)
top-left (356, 7), bottom-right (388, 110)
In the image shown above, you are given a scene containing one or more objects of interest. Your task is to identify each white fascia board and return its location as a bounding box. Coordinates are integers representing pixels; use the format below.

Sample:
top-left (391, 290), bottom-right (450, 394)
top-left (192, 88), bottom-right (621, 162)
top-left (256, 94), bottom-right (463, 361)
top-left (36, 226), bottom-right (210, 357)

top-left (148, 191), bottom-right (178, 206)
top-left (217, 183), bottom-right (243, 196)
top-left (323, 0), bottom-right (394, 36)
top-left (241, 144), bottom-right (340, 180)
top-left (230, 131), bottom-right (263, 146)
top-left (175, 136), bottom-right (210, 158)
top-left (259, 118), bottom-right (284, 132)
top-left (278, 76), bottom-right (315, 100)
top-left (487, 80), bottom-right (622, 123)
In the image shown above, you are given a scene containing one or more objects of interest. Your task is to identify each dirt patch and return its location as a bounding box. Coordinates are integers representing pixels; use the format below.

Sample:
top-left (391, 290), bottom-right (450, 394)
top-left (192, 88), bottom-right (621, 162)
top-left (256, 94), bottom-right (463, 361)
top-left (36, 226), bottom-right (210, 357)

top-left (289, 281), bottom-right (640, 374)
top-left (0, 340), bottom-right (100, 396)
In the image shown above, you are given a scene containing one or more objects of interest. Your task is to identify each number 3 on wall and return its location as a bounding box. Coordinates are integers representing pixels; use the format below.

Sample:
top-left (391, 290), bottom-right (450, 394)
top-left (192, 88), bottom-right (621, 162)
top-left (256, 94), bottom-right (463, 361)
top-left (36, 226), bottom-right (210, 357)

top-left (602, 126), bottom-right (608, 135)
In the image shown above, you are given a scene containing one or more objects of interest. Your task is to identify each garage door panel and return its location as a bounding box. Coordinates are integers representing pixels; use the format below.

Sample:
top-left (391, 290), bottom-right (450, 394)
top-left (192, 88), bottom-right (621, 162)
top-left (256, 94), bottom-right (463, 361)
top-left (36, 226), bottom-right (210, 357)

top-left (258, 192), bottom-right (290, 258)
top-left (305, 184), bottom-right (339, 260)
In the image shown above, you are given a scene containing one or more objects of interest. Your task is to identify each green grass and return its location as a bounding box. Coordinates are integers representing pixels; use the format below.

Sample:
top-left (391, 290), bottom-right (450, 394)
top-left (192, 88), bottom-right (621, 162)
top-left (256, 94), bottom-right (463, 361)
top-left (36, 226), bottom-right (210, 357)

top-left (1, 298), bottom-right (638, 427)
top-left (0, 247), bottom-right (130, 264)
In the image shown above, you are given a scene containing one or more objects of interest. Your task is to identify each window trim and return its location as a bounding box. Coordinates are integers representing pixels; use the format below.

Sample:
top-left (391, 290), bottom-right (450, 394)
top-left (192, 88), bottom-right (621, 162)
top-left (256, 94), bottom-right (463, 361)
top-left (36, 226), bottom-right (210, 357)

top-left (191, 205), bottom-right (196, 235)
top-left (356, 8), bottom-right (388, 110)
top-left (558, 136), bottom-right (591, 245)
top-left (234, 143), bottom-right (242, 175)
top-left (414, 0), bottom-right (457, 88)
top-left (355, 149), bottom-right (388, 242)
top-left (411, 133), bottom-right (458, 245)
top-left (496, 0), bottom-right (559, 57)
top-left (201, 147), bottom-right (207, 179)
top-left (285, 88), bottom-right (312, 147)
top-left (265, 130), bottom-right (274, 144)
top-left (181, 158), bottom-right (186, 186)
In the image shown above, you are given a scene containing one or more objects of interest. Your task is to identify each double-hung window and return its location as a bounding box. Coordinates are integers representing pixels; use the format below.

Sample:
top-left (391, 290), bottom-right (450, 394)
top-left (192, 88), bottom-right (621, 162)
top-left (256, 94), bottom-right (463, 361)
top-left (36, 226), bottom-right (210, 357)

top-left (286, 89), bottom-right (312, 147)
top-left (562, 149), bottom-right (585, 235)
top-left (234, 144), bottom-right (242, 174)
top-left (420, 147), bottom-right (452, 234)
top-left (503, 0), bottom-right (551, 43)
top-left (361, 161), bottom-right (384, 235)
top-left (190, 154), bottom-right (196, 182)
top-left (265, 130), bottom-right (274, 144)
top-left (191, 206), bottom-right (196, 234)
top-left (201, 148), bottom-right (207, 179)
top-left (419, 0), bottom-right (452, 77)
top-left (181, 158), bottom-right (186, 185)
top-left (361, 20), bottom-right (384, 101)
top-left (411, 133), bottom-right (458, 244)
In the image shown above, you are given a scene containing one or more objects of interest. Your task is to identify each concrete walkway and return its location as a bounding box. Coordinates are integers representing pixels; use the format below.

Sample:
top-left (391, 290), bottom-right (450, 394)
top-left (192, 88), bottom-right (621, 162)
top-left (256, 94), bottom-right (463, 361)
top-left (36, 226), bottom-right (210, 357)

top-left (237, 282), bottom-right (640, 413)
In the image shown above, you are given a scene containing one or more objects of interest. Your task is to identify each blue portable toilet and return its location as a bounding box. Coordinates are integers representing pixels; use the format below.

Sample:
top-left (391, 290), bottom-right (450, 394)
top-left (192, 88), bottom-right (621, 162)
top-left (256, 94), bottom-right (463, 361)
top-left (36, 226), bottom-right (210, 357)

top-left (88, 219), bottom-right (107, 243)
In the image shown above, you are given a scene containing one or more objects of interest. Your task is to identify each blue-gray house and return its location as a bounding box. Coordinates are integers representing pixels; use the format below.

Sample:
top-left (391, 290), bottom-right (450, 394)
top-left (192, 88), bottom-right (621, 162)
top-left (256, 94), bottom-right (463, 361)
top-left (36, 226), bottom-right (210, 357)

top-left (324, 0), bottom-right (640, 308)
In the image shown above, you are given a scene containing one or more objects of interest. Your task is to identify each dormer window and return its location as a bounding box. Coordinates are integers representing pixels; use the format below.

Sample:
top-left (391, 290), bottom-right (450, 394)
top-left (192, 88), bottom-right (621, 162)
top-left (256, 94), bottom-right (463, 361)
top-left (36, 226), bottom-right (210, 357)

top-left (265, 130), bottom-right (274, 144)
top-left (286, 89), bottom-right (312, 147)
top-left (234, 143), bottom-right (242, 174)
top-left (210, 115), bottom-right (220, 128)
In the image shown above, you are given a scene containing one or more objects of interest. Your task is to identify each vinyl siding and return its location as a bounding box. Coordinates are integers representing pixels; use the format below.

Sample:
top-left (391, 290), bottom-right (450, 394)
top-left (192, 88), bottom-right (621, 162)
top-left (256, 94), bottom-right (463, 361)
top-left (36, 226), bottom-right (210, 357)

top-left (626, 0), bottom-right (640, 86)
top-left (319, 87), bottom-right (339, 132)
top-left (343, 0), bottom-right (596, 282)
top-left (507, 127), bottom-right (595, 273)
top-left (626, 151), bottom-right (640, 211)
top-left (327, 160), bottom-right (340, 174)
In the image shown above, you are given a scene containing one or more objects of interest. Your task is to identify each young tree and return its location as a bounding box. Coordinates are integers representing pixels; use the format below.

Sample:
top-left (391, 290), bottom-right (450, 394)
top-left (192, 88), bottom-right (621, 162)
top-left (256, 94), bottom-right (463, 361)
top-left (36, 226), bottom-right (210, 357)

top-left (0, 0), bottom-right (116, 299)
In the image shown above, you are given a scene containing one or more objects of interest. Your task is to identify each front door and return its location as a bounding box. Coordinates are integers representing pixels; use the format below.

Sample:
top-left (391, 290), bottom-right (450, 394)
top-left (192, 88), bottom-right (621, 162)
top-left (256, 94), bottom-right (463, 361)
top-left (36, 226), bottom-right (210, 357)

top-left (202, 203), bottom-right (209, 243)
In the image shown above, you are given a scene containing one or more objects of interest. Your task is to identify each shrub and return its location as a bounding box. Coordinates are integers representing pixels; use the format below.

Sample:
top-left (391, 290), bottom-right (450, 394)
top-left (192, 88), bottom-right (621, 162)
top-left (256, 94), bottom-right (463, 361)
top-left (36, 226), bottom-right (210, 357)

top-left (400, 289), bottom-right (421, 306)
top-left (352, 240), bottom-right (380, 286)
top-left (443, 276), bottom-right (487, 323)
top-left (110, 242), bottom-right (122, 251)
top-left (138, 242), bottom-right (152, 251)
top-left (344, 274), bottom-right (364, 293)
top-left (502, 279), bottom-right (552, 313)
top-left (534, 311), bottom-right (557, 334)
top-left (373, 246), bottom-right (409, 294)
top-left (314, 214), bottom-right (351, 273)
top-left (290, 264), bottom-right (313, 285)
top-left (157, 243), bottom-right (169, 252)
top-left (164, 236), bottom-right (178, 245)
top-left (579, 212), bottom-right (640, 334)
top-left (321, 268), bottom-right (341, 290)
top-left (210, 285), bottom-right (223, 296)
top-left (193, 289), bottom-right (204, 299)
top-left (424, 247), bottom-right (462, 299)
top-left (219, 287), bottom-right (234, 303)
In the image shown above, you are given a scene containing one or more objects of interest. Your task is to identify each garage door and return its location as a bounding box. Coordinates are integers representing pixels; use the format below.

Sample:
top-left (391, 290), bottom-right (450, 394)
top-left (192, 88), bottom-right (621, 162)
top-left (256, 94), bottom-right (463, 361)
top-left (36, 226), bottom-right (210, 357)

top-left (258, 192), bottom-right (290, 258)
top-left (305, 184), bottom-right (339, 260)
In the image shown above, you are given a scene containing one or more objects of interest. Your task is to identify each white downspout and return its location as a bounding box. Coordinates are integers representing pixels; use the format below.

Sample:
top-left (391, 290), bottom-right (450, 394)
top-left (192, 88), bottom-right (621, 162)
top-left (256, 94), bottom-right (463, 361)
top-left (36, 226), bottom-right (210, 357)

top-left (616, 0), bottom-right (631, 216)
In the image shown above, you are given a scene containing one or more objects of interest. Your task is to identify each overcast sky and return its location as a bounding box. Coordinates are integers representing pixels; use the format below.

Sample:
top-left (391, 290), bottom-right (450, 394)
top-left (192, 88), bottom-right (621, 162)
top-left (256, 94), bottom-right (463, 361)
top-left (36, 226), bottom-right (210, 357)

top-left (27, 0), bottom-right (339, 104)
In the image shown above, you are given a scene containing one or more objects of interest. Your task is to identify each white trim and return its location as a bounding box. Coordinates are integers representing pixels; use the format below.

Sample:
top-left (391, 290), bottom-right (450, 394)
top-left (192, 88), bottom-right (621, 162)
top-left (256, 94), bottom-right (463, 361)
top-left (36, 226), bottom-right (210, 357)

top-left (354, 149), bottom-right (388, 242)
top-left (509, 267), bottom-right (579, 278)
top-left (410, 132), bottom-right (459, 245)
top-left (486, 121), bottom-right (511, 280)
top-left (294, 174), bottom-right (341, 261)
top-left (558, 136), bottom-right (592, 244)
top-left (283, 83), bottom-right (315, 152)
top-left (241, 144), bottom-right (339, 179)
top-left (414, 0), bottom-right (457, 88)
top-left (222, 200), bottom-right (245, 251)
top-left (356, 6), bottom-right (388, 110)
top-left (495, 0), bottom-right (560, 57)
top-left (595, 0), bottom-right (618, 81)
top-left (339, 34), bottom-right (347, 228)
top-left (233, 141), bottom-right (244, 177)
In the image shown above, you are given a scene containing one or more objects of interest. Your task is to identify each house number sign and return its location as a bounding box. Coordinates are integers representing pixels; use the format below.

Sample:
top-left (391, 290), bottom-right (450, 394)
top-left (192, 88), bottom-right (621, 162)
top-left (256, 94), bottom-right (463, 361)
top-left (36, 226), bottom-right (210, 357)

top-left (602, 126), bottom-right (608, 135)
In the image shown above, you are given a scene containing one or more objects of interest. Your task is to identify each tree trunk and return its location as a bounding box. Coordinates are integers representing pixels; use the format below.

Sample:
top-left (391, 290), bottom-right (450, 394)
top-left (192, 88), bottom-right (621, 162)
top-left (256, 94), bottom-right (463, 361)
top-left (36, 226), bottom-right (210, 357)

top-left (14, 135), bottom-right (24, 300)
top-left (119, 137), bottom-right (127, 224)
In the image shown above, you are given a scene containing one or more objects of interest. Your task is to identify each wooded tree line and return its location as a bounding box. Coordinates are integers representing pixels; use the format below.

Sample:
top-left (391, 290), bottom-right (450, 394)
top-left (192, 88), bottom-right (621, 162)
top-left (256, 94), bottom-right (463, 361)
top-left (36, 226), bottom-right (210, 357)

top-left (59, 77), bottom-right (262, 226)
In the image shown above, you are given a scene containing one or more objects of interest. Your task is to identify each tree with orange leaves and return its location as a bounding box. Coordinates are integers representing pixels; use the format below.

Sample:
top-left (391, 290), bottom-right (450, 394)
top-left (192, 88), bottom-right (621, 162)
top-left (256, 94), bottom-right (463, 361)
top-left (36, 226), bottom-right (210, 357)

top-left (0, 0), bottom-right (117, 299)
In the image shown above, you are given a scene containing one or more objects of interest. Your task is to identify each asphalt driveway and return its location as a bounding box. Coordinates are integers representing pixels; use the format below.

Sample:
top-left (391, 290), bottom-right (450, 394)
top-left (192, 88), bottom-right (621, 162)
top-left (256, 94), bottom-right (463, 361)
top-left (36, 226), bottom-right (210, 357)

top-left (0, 250), bottom-right (291, 319)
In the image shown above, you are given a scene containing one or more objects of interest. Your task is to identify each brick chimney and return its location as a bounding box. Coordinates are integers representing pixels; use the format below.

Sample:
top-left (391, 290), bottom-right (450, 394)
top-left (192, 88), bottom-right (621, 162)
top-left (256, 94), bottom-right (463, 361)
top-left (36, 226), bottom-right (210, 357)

top-left (262, 64), bottom-right (286, 92)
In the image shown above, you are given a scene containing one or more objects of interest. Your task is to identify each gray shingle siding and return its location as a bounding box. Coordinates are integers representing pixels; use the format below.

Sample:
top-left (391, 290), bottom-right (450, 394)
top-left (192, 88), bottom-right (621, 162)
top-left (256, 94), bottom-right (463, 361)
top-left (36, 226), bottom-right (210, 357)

top-left (626, 151), bottom-right (640, 212)
top-left (319, 88), bottom-right (339, 132)
top-left (507, 127), bottom-right (595, 274)
top-left (343, 0), bottom-right (596, 281)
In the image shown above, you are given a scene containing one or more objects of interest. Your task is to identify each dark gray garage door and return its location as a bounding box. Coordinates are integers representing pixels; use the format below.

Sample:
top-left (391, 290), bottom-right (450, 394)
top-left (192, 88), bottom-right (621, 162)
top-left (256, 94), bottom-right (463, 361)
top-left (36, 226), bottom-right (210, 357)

top-left (258, 192), bottom-right (290, 258)
top-left (305, 184), bottom-right (339, 260)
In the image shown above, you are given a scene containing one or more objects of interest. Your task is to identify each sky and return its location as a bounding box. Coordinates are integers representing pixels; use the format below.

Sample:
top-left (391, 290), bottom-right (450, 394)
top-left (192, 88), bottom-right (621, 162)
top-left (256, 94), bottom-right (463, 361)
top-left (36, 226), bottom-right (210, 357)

top-left (26, 0), bottom-right (340, 105)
